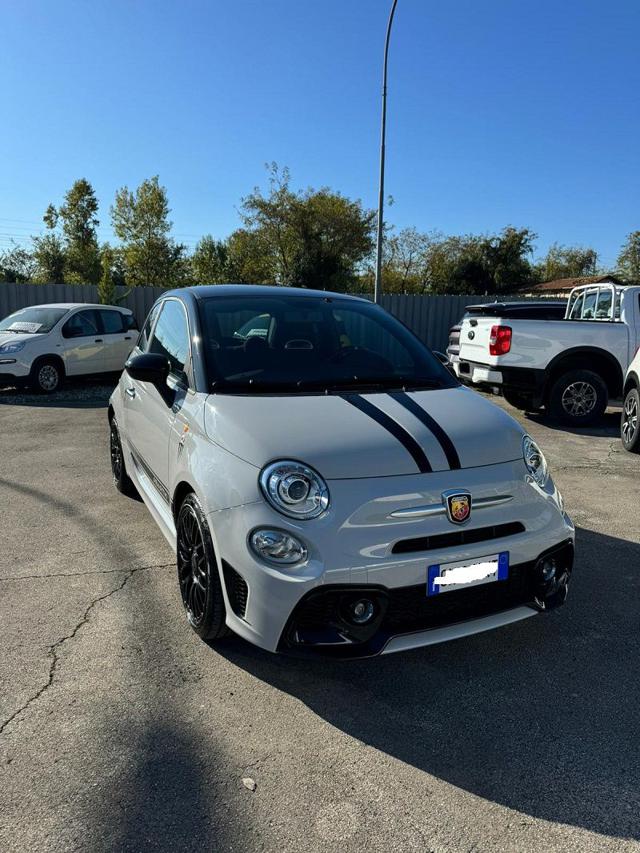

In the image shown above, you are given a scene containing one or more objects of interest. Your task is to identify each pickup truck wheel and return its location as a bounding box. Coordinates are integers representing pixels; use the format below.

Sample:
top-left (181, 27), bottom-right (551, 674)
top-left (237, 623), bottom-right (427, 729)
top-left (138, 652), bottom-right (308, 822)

top-left (549, 369), bottom-right (608, 426)
top-left (621, 387), bottom-right (640, 453)
top-left (176, 493), bottom-right (230, 642)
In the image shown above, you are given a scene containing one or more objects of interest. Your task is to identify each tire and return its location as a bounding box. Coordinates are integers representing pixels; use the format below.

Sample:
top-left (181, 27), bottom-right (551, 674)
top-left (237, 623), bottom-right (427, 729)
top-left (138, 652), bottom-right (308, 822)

top-left (31, 358), bottom-right (64, 394)
top-left (621, 387), bottom-right (640, 453)
top-left (109, 416), bottom-right (138, 498)
top-left (548, 369), bottom-right (608, 426)
top-left (176, 493), bottom-right (229, 642)
top-left (503, 388), bottom-right (537, 412)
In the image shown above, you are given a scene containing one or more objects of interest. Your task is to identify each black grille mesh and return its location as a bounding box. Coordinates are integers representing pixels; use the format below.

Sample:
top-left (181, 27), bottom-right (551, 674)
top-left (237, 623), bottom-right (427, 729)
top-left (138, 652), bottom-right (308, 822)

top-left (392, 521), bottom-right (525, 555)
top-left (221, 560), bottom-right (248, 618)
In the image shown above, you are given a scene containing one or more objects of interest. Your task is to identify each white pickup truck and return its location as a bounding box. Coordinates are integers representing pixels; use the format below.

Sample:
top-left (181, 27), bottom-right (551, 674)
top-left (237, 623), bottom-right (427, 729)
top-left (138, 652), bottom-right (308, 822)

top-left (456, 283), bottom-right (640, 425)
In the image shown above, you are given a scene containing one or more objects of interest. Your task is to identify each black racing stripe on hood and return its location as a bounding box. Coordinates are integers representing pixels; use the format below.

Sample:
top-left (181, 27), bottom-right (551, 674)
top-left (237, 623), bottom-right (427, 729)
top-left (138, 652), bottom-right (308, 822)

top-left (340, 394), bottom-right (432, 474)
top-left (390, 391), bottom-right (461, 470)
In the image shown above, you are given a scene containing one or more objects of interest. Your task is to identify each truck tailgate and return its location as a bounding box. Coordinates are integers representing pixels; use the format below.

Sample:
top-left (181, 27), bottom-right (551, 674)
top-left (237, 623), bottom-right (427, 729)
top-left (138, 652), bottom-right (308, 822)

top-left (458, 317), bottom-right (496, 363)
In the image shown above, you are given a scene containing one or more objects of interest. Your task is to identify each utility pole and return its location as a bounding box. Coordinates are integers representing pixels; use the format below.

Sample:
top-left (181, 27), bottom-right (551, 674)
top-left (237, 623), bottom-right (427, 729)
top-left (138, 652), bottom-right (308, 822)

top-left (374, 0), bottom-right (398, 304)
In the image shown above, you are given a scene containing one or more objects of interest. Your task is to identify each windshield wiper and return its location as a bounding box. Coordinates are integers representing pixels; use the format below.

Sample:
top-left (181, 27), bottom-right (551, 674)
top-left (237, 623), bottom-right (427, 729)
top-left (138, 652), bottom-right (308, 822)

top-left (211, 378), bottom-right (293, 393)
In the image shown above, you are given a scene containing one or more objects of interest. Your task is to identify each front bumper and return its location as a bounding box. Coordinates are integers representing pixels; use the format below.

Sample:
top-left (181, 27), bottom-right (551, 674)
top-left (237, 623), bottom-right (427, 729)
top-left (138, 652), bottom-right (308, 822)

top-left (278, 540), bottom-right (573, 657)
top-left (207, 460), bottom-right (575, 656)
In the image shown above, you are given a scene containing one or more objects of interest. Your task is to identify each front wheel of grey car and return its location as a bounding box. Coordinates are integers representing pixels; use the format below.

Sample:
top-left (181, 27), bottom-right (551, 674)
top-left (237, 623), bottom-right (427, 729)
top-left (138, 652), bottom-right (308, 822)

top-left (176, 493), bottom-right (229, 641)
top-left (621, 387), bottom-right (640, 453)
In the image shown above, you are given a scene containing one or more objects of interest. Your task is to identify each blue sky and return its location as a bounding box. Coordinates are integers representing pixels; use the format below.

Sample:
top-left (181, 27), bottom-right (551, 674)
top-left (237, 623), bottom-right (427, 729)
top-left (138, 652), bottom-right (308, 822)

top-left (1, 0), bottom-right (639, 267)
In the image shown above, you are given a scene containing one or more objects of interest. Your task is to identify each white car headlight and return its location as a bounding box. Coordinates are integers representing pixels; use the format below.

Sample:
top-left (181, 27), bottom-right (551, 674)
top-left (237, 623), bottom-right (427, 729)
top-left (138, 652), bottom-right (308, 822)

top-left (522, 434), bottom-right (548, 487)
top-left (0, 340), bottom-right (27, 354)
top-left (249, 528), bottom-right (308, 565)
top-left (259, 460), bottom-right (330, 520)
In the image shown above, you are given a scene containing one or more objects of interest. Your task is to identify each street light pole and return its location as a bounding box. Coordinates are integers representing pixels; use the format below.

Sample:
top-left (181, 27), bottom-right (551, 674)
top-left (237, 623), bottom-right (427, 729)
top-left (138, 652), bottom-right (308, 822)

top-left (374, 0), bottom-right (398, 304)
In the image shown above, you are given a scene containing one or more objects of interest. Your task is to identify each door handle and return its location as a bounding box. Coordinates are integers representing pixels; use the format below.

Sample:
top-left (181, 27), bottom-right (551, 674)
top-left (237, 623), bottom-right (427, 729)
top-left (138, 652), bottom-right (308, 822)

top-left (125, 387), bottom-right (136, 399)
top-left (95, 338), bottom-right (103, 343)
top-left (124, 336), bottom-right (132, 341)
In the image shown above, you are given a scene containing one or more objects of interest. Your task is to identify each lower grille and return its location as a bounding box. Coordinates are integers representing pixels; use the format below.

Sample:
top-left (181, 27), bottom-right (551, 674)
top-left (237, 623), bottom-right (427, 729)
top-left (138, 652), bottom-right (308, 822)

top-left (221, 560), bottom-right (248, 618)
top-left (392, 521), bottom-right (525, 555)
top-left (383, 561), bottom-right (532, 633)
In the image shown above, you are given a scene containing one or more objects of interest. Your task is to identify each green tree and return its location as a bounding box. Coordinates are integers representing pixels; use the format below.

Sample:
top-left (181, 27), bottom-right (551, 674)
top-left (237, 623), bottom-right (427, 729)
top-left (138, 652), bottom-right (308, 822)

top-left (238, 164), bottom-right (375, 291)
top-left (224, 228), bottom-right (274, 283)
top-left (417, 227), bottom-right (537, 295)
top-left (616, 231), bottom-right (640, 283)
top-left (373, 227), bottom-right (442, 294)
top-left (536, 243), bottom-right (598, 281)
top-left (0, 245), bottom-right (36, 282)
top-left (45, 179), bottom-right (101, 284)
top-left (192, 235), bottom-right (229, 283)
top-left (98, 245), bottom-right (116, 304)
top-left (111, 175), bottom-right (182, 287)
top-left (32, 233), bottom-right (66, 283)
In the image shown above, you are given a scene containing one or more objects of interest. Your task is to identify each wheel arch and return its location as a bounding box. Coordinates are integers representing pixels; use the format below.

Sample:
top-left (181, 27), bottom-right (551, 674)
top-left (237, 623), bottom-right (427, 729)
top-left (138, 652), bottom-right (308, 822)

top-left (172, 480), bottom-right (196, 523)
top-left (544, 347), bottom-right (623, 400)
top-left (31, 353), bottom-right (66, 377)
top-left (624, 371), bottom-right (639, 396)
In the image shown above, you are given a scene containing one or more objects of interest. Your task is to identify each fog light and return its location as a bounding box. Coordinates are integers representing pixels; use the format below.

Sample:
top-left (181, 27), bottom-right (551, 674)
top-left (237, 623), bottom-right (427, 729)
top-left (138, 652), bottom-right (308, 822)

top-left (541, 559), bottom-right (556, 584)
top-left (348, 598), bottom-right (376, 625)
top-left (249, 528), bottom-right (307, 565)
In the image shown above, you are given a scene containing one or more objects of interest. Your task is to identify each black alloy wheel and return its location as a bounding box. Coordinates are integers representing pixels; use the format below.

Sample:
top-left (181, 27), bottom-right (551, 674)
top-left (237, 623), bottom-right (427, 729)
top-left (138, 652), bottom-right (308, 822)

top-left (621, 387), bottom-right (640, 453)
top-left (176, 493), bottom-right (228, 641)
top-left (548, 369), bottom-right (608, 426)
top-left (109, 417), bottom-right (138, 497)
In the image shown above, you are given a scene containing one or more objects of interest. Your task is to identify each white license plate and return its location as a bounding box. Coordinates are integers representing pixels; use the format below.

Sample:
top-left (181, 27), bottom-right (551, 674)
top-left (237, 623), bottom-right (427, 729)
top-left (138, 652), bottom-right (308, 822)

top-left (427, 552), bottom-right (509, 596)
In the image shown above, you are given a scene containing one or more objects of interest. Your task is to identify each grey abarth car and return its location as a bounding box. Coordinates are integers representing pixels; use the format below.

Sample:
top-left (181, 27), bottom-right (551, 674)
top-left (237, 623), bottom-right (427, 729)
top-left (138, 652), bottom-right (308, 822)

top-left (109, 286), bottom-right (574, 657)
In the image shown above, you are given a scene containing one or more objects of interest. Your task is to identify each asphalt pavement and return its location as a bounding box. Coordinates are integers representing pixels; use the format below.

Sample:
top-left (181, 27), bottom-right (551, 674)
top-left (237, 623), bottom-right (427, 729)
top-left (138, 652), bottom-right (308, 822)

top-left (1, 381), bottom-right (639, 852)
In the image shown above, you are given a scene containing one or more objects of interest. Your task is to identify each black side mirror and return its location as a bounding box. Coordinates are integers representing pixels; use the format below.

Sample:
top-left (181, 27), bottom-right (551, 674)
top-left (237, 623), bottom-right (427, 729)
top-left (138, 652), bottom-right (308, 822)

top-left (125, 352), bottom-right (171, 387)
top-left (433, 351), bottom-right (449, 366)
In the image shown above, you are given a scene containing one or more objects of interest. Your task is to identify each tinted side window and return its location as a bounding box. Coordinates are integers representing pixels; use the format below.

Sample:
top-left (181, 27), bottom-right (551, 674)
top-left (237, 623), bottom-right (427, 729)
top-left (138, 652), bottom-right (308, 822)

top-left (138, 303), bottom-right (162, 351)
top-left (62, 310), bottom-right (100, 338)
top-left (99, 310), bottom-right (125, 334)
top-left (148, 300), bottom-right (190, 384)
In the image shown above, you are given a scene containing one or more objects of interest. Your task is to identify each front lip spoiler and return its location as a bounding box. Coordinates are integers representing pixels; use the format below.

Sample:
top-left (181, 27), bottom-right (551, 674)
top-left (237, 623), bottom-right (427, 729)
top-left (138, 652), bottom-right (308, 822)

top-left (380, 605), bottom-right (537, 654)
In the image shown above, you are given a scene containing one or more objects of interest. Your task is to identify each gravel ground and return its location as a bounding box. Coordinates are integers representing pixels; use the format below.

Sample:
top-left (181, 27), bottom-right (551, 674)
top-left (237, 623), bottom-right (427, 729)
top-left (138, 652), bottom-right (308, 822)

top-left (0, 388), bottom-right (639, 853)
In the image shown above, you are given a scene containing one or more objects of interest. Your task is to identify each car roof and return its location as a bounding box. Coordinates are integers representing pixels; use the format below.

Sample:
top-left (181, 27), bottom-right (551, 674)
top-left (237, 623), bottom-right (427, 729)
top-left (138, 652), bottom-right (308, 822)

top-left (165, 284), bottom-right (370, 302)
top-left (13, 302), bottom-right (131, 312)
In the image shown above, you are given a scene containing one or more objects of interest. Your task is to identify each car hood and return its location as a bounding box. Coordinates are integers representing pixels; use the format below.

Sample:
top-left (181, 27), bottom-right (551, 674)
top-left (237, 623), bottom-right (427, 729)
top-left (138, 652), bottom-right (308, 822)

top-left (203, 386), bottom-right (525, 479)
top-left (0, 332), bottom-right (41, 347)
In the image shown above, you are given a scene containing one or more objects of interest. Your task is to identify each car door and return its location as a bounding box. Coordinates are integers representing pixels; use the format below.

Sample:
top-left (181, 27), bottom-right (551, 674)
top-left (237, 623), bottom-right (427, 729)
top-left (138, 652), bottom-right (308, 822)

top-left (97, 309), bottom-right (136, 371)
top-left (123, 298), bottom-right (192, 504)
top-left (60, 309), bottom-right (105, 375)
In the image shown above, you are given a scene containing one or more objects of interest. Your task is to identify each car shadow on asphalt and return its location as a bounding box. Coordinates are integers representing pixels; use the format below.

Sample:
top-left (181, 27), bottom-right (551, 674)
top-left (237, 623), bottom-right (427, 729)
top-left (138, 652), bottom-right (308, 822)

top-left (0, 378), bottom-right (117, 409)
top-left (218, 526), bottom-right (640, 842)
top-left (523, 409), bottom-right (621, 438)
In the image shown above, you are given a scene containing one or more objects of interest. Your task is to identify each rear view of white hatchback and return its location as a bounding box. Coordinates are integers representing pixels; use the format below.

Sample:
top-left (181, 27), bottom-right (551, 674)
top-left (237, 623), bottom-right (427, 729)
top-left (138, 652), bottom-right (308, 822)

top-left (0, 303), bottom-right (137, 392)
top-left (109, 286), bottom-right (575, 658)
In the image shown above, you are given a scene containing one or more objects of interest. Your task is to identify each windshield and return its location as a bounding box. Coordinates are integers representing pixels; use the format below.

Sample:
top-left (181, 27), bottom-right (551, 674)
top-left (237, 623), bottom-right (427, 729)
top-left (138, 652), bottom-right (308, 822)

top-left (0, 306), bottom-right (69, 334)
top-left (198, 294), bottom-right (458, 393)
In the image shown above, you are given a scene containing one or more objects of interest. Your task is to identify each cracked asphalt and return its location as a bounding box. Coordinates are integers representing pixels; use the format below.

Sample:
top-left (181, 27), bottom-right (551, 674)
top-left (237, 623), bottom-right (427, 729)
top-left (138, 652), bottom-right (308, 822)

top-left (1, 383), bottom-right (639, 853)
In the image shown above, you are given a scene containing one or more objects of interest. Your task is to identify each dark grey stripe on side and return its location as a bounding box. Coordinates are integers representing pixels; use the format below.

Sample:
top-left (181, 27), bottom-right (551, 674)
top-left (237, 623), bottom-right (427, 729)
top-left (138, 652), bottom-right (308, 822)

top-left (390, 391), bottom-right (462, 470)
top-left (340, 394), bottom-right (432, 474)
top-left (129, 443), bottom-right (171, 504)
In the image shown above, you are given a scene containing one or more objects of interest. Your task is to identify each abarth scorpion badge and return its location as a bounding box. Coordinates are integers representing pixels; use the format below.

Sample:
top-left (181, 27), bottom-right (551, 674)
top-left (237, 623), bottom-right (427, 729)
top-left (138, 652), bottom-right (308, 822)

top-left (443, 490), bottom-right (472, 524)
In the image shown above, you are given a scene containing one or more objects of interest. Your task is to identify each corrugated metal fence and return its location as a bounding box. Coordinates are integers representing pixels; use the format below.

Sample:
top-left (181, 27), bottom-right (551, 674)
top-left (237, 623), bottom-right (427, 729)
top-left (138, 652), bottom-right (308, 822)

top-left (0, 282), bottom-right (526, 352)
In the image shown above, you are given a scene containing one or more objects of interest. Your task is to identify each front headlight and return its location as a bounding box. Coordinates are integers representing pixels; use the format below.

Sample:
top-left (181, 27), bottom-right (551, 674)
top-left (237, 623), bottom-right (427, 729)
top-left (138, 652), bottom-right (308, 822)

top-left (249, 528), bottom-right (308, 565)
top-left (259, 460), bottom-right (330, 520)
top-left (0, 340), bottom-right (27, 354)
top-left (522, 434), bottom-right (548, 487)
